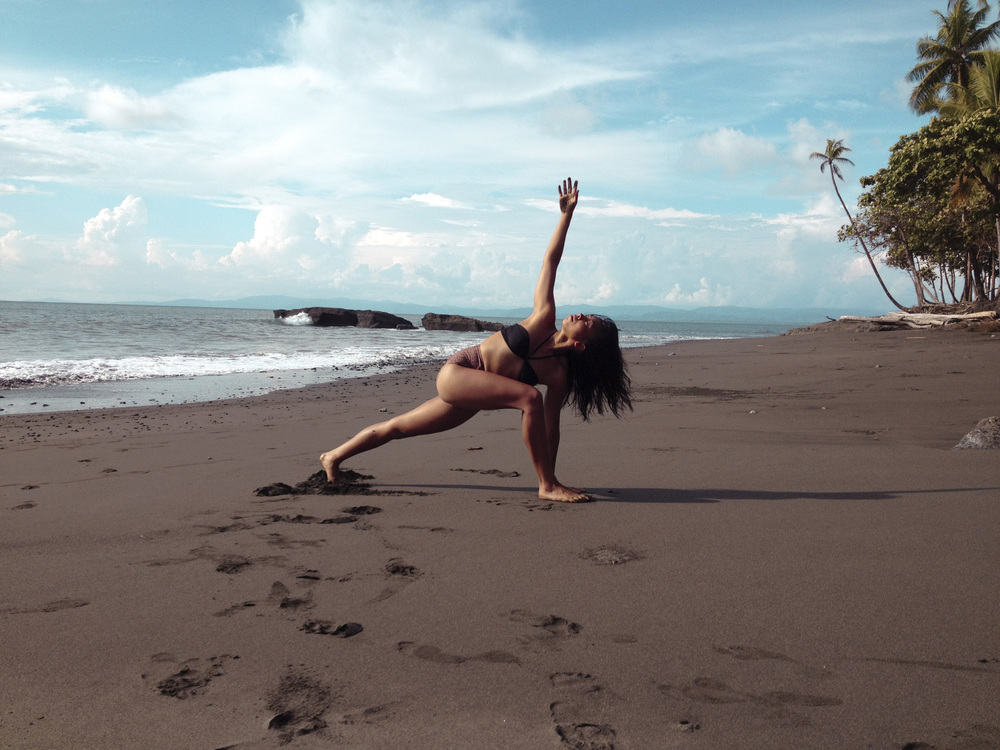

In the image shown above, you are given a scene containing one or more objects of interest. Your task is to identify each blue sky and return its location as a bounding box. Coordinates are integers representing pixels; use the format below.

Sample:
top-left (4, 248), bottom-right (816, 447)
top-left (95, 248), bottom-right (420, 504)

top-left (0, 0), bottom-right (943, 311)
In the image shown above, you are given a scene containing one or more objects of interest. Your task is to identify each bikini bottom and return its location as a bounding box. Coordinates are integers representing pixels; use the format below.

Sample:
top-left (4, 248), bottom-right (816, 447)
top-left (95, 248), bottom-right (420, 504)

top-left (445, 344), bottom-right (484, 371)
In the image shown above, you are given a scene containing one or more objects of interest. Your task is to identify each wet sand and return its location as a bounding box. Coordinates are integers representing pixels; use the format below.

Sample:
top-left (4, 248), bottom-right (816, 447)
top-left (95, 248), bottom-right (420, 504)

top-left (2, 326), bottom-right (998, 749)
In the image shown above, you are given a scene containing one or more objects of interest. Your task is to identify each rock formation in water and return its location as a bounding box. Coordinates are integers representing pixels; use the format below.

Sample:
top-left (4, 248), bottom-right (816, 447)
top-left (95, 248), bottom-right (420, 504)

top-left (421, 313), bottom-right (503, 332)
top-left (274, 307), bottom-right (416, 330)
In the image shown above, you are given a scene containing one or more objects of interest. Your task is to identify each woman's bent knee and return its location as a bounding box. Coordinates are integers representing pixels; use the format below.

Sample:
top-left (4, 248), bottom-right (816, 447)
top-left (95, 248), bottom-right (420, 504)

top-left (520, 388), bottom-right (544, 414)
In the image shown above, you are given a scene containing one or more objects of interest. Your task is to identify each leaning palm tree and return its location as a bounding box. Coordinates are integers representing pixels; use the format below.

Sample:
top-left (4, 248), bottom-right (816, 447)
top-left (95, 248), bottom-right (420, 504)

top-left (811, 139), bottom-right (907, 310)
top-left (907, 0), bottom-right (1000, 115)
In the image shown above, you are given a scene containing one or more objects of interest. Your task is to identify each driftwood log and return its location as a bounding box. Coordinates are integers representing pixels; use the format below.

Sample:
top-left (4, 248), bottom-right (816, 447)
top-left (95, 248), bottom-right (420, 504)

top-left (839, 311), bottom-right (997, 329)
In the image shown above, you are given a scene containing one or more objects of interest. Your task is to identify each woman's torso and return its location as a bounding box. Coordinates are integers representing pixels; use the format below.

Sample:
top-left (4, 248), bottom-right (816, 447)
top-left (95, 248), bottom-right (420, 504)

top-left (480, 322), bottom-right (566, 387)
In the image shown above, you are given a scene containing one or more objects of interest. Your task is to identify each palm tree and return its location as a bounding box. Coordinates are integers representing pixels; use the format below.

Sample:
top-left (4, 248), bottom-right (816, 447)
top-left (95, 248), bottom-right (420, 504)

top-left (907, 0), bottom-right (1000, 115)
top-left (811, 139), bottom-right (907, 310)
top-left (939, 48), bottom-right (1000, 115)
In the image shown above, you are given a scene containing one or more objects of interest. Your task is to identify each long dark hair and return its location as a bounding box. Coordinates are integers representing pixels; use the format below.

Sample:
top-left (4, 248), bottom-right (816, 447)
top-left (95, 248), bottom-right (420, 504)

top-left (563, 315), bottom-right (633, 421)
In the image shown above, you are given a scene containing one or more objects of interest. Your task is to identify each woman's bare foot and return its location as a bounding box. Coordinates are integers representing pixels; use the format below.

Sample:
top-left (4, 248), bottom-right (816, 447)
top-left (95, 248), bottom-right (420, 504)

top-left (319, 451), bottom-right (341, 483)
top-left (539, 483), bottom-right (590, 503)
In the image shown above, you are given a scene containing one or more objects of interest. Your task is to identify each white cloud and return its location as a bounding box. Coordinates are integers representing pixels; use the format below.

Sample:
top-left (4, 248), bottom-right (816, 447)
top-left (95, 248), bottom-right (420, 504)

top-left (582, 199), bottom-right (713, 222)
top-left (662, 277), bottom-right (734, 307)
top-left (0, 0), bottom-right (929, 310)
top-left (222, 206), bottom-right (352, 277)
top-left (403, 193), bottom-right (471, 209)
top-left (842, 255), bottom-right (873, 283)
top-left (284, 0), bottom-right (641, 109)
top-left (145, 239), bottom-right (212, 272)
top-left (73, 196), bottom-right (148, 267)
top-left (694, 127), bottom-right (778, 176)
top-left (0, 230), bottom-right (29, 264)
top-left (85, 85), bottom-right (178, 130)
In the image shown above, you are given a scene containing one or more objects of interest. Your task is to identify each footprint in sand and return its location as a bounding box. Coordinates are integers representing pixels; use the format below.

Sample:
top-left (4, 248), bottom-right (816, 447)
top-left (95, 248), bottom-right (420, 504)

top-left (581, 544), bottom-right (643, 566)
top-left (340, 703), bottom-right (398, 726)
top-left (509, 609), bottom-right (583, 636)
top-left (548, 672), bottom-right (618, 750)
top-left (369, 559), bottom-right (423, 602)
top-left (713, 644), bottom-right (790, 662)
top-left (300, 620), bottom-right (363, 638)
top-left (143, 654), bottom-right (237, 700)
top-left (396, 641), bottom-right (519, 665)
top-left (259, 532), bottom-right (327, 550)
top-left (343, 505), bottom-right (382, 515)
top-left (658, 676), bottom-right (842, 708)
top-left (715, 643), bottom-right (835, 679)
top-left (214, 601), bottom-right (257, 617)
top-left (215, 573), bottom-right (323, 617)
top-left (215, 556), bottom-right (254, 574)
top-left (265, 668), bottom-right (336, 742)
top-left (451, 468), bottom-right (521, 478)
top-left (267, 581), bottom-right (314, 611)
top-left (3, 597), bottom-right (90, 615)
top-left (384, 559), bottom-right (421, 578)
top-left (199, 513), bottom-right (359, 534)
top-left (254, 471), bottom-right (427, 497)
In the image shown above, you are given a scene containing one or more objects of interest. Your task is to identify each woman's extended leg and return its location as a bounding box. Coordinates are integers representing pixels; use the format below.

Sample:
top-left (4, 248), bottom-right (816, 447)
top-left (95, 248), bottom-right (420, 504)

top-left (436, 364), bottom-right (587, 502)
top-left (320, 396), bottom-right (476, 483)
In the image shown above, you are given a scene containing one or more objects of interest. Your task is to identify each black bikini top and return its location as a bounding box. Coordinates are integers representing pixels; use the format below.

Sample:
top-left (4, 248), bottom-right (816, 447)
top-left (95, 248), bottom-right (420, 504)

top-left (500, 323), bottom-right (556, 386)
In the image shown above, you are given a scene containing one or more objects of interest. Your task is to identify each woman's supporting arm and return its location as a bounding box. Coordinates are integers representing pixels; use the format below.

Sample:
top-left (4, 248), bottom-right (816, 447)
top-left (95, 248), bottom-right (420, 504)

top-left (543, 381), bottom-right (566, 471)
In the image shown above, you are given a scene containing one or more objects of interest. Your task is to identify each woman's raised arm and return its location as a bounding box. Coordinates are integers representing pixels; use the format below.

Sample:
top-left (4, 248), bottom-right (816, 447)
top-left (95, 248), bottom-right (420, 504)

top-left (530, 178), bottom-right (579, 320)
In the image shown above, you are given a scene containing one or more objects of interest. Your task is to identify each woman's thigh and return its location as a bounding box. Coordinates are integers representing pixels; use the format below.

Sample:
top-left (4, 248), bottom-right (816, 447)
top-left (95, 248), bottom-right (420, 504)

top-left (436, 363), bottom-right (537, 412)
top-left (389, 395), bottom-right (478, 438)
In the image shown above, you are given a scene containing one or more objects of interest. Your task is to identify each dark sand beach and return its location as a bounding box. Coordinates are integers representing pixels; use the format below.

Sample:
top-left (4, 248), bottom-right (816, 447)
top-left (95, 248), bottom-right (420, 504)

top-left (1, 327), bottom-right (998, 749)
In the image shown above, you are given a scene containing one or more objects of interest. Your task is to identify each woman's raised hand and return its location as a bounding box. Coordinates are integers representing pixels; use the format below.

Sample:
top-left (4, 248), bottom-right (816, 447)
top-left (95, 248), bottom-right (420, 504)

top-left (558, 177), bottom-right (579, 214)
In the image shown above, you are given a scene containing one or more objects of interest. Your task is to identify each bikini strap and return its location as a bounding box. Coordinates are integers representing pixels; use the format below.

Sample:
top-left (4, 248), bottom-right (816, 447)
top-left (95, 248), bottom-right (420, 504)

top-left (527, 330), bottom-right (558, 359)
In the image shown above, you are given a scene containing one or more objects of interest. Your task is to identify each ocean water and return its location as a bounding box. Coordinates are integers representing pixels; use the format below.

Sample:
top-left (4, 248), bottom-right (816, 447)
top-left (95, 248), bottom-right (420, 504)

top-left (0, 301), bottom-right (799, 415)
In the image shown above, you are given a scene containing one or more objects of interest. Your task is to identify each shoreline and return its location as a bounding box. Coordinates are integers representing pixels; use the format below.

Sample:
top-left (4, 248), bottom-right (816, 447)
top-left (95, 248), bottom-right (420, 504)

top-left (0, 315), bottom-right (809, 417)
top-left (2, 329), bottom-right (998, 749)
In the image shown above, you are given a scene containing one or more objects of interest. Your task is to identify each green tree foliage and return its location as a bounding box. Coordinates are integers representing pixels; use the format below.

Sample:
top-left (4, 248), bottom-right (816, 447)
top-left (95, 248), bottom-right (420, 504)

top-left (824, 3), bottom-right (1000, 311)
top-left (841, 115), bottom-right (1000, 307)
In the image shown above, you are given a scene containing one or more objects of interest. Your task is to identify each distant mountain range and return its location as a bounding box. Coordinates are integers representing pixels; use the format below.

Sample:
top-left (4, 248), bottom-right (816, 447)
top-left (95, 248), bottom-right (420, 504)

top-left (129, 295), bottom-right (883, 325)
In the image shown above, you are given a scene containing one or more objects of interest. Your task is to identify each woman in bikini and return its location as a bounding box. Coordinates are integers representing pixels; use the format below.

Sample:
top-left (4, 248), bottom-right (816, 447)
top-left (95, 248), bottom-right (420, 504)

top-left (320, 178), bottom-right (632, 502)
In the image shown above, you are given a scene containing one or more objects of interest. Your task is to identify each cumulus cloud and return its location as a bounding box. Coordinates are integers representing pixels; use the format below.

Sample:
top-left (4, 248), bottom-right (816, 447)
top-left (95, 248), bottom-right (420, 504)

top-left (0, 0), bottom-right (925, 309)
top-left (842, 255), bottom-right (874, 283)
top-left (73, 196), bottom-right (148, 267)
top-left (0, 230), bottom-right (29, 264)
top-left (662, 277), bottom-right (734, 307)
top-left (145, 239), bottom-right (213, 271)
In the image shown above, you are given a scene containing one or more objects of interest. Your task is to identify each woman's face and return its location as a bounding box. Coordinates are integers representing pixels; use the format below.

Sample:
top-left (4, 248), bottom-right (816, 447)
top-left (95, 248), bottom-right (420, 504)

top-left (562, 313), bottom-right (600, 343)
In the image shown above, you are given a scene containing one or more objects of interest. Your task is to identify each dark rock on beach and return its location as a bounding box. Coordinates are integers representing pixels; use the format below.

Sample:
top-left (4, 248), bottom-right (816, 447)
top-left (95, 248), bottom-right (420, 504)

top-left (421, 313), bottom-right (503, 332)
top-left (953, 416), bottom-right (1000, 449)
top-left (274, 307), bottom-right (416, 329)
